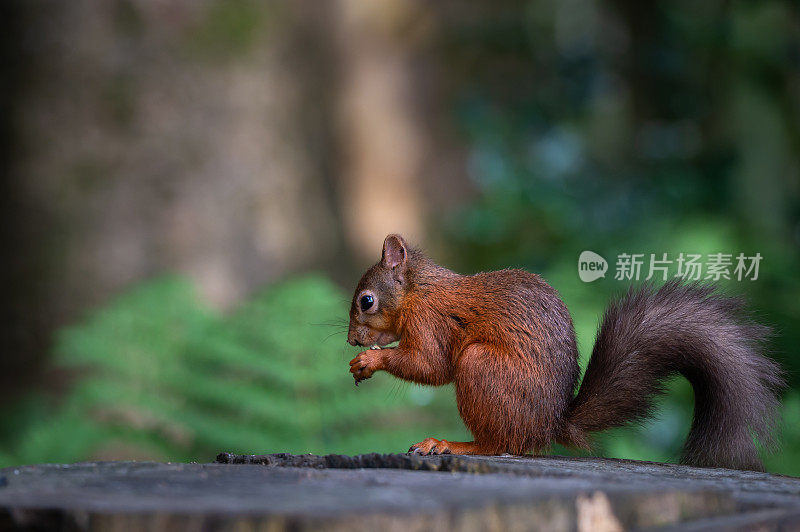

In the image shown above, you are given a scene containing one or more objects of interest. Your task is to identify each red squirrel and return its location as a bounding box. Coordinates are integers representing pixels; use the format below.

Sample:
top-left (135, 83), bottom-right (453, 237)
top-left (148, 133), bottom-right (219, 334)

top-left (347, 234), bottom-right (783, 471)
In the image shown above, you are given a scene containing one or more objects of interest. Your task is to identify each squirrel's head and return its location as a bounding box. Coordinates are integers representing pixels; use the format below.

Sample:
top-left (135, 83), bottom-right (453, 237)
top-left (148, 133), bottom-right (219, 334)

top-left (347, 234), bottom-right (409, 347)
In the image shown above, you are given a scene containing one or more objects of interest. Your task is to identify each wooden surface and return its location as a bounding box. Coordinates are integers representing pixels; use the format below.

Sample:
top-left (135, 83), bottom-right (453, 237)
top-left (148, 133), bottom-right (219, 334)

top-left (1, 453), bottom-right (799, 530)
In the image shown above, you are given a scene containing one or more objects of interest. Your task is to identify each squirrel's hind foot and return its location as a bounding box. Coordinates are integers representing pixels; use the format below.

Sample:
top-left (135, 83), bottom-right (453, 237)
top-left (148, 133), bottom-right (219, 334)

top-left (408, 438), bottom-right (488, 455)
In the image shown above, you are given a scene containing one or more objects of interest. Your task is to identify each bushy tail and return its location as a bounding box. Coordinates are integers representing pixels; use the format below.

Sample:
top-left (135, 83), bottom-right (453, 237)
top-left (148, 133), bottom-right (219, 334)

top-left (562, 280), bottom-right (783, 471)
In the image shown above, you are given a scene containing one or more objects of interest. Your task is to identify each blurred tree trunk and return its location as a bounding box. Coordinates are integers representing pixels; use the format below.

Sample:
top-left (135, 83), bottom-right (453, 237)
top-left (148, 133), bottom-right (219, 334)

top-left (2, 0), bottom-right (348, 396)
top-left (334, 0), bottom-right (431, 262)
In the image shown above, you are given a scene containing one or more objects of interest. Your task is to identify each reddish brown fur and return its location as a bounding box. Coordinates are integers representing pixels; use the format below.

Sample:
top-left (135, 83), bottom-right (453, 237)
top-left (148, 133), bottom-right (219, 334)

top-left (347, 235), bottom-right (783, 470)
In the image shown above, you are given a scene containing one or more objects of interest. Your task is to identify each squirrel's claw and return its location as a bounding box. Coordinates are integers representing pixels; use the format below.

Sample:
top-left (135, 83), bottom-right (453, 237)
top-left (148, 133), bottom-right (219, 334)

top-left (408, 437), bottom-right (448, 456)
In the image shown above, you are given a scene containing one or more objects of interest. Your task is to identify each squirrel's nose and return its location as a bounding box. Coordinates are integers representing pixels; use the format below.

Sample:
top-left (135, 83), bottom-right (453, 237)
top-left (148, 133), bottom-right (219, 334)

top-left (348, 338), bottom-right (358, 346)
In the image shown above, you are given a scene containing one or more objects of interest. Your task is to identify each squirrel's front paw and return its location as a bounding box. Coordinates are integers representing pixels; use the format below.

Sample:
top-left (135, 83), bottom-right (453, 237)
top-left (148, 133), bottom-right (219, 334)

top-left (349, 349), bottom-right (383, 385)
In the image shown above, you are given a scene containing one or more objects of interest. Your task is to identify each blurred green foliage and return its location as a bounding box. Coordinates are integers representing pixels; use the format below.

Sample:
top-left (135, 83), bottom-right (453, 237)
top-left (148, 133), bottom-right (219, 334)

top-left (0, 276), bottom-right (467, 466)
top-left (185, 0), bottom-right (279, 59)
top-left (432, 0), bottom-right (800, 474)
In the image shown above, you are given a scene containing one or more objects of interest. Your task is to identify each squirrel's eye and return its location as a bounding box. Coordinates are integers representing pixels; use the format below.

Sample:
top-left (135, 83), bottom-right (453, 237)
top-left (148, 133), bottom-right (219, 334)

top-left (360, 294), bottom-right (374, 312)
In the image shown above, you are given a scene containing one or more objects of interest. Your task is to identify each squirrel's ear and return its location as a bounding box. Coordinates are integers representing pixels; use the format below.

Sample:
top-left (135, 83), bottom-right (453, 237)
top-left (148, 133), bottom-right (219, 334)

top-left (381, 234), bottom-right (408, 280)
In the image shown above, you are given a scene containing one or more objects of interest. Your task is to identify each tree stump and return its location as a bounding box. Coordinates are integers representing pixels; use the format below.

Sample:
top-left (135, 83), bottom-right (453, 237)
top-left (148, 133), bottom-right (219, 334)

top-left (1, 454), bottom-right (799, 530)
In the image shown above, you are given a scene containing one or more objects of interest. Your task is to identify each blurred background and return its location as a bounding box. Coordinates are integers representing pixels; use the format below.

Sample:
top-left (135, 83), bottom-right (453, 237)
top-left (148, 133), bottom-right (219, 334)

top-left (1, 0), bottom-right (799, 473)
